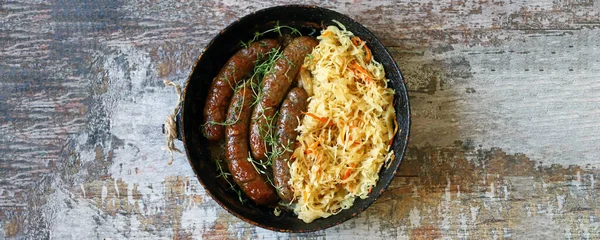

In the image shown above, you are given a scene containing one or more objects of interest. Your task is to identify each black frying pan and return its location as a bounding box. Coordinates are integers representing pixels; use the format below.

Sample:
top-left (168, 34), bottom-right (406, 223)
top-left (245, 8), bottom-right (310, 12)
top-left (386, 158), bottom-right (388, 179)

top-left (173, 5), bottom-right (410, 232)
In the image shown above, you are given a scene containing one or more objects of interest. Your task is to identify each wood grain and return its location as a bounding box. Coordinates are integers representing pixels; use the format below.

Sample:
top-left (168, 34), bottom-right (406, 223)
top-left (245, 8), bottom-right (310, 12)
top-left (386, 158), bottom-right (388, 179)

top-left (1, 0), bottom-right (600, 239)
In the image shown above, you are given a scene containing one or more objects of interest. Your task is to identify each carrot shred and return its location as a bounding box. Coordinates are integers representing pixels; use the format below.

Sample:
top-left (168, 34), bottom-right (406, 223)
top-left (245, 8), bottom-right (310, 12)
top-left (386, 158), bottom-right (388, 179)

top-left (316, 151), bottom-right (324, 165)
top-left (351, 36), bottom-right (362, 46)
top-left (351, 36), bottom-right (372, 63)
top-left (351, 62), bottom-right (371, 77)
top-left (302, 111), bottom-right (334, 126)
top-left (342, 163), bottom-right (356, 180)
top-left (303, 111), bottom-right (327, 123)
top-left (343, 169), bottom-right (351, 180)
top-left (364, 44), bottom-right (372, 63)
top-left (304, 140), bottom-right (320, 155)
top-left (347, 184), bottom-right (354, 193)
top-left (321, 30), bottom-right (332, 37)
top-left (369, 187), bottom-right (373, 194)
top-left (349, 62), bottom-right (373, 84)
top-left (346, 133), bottom-right (360, 146)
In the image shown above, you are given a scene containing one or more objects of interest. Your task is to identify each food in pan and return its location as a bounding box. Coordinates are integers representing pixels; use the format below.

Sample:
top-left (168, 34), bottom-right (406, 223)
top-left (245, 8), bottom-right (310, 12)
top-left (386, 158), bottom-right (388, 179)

top-left (249, 36), bottom-right (318, 161)
top-left (203, 22), bottom-right (397, 223)
top-left (203, 39), bottom-right (280, 141)
top-left (272, 87), bottom-right (309, 202)
top-left (225, 79), bottom-right (279, 205)
top-left (290, 24), bottom-right (396, 223)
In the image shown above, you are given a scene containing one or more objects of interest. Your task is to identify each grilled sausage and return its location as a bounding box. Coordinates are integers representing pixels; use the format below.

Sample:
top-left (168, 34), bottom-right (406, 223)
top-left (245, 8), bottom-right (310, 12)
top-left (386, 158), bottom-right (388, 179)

top-left (225, 80), bottom-right (279, 205)
top-left (272, 87), bottom-right (308, 202)
top-left (203, 39), bottom-right (280, 141)
top-left (249, 36), bottom-right (318, 160)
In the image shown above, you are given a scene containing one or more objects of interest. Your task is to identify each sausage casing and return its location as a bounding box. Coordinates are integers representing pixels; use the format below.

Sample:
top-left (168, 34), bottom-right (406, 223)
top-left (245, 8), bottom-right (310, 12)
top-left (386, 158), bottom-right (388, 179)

top-left (225, 80), bottom-right (279, 205)
top-left (203, 39), bottom-right (280, 141)
top-left (272, 87), bottom-right (308, 202)
top-left (249, 36), bottom-right (318, 160)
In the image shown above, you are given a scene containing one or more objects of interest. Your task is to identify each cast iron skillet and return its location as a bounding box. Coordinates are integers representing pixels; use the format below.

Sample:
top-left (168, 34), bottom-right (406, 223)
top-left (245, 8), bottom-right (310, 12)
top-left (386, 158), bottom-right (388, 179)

top-left (174, 5), bottom-right (410, 232)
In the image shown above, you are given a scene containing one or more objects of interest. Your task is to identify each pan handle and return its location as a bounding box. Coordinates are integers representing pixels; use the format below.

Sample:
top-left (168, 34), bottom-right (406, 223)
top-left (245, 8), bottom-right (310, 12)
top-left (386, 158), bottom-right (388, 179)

top-left (162, 106), bottom-right (183, 141)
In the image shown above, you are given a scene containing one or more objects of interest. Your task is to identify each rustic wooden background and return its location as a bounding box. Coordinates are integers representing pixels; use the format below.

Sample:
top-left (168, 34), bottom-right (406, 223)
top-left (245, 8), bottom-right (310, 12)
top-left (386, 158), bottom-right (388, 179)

top-left (2, 0), bottom-right (600, 239)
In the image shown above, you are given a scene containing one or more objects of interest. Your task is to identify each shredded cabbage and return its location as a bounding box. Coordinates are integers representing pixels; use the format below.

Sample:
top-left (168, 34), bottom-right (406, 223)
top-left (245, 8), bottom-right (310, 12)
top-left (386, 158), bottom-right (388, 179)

top-left (290, 24), bottom-right (396, 223)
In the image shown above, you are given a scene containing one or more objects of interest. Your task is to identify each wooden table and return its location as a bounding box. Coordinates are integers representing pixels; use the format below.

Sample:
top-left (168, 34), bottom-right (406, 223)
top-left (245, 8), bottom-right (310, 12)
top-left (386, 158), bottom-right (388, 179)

top-left (2, 1), bottom-right (600, 239)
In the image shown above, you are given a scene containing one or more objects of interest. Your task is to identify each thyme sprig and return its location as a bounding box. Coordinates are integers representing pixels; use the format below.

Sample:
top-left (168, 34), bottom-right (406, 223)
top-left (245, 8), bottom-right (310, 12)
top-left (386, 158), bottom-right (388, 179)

top-left (241, 21), bottom-right (302, 48)
top-left (215, 158), bottom-right (247, 204)
top-left (205, 80), bottom-right (250, 127)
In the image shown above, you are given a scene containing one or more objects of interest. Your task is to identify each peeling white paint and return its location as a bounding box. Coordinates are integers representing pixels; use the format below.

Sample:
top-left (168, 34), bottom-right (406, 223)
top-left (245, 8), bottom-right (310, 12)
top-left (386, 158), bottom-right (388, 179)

top-left (486, 182), bottom-right (495, 199)
top-left (503, 227), bottom-right (512, 238)
top-left (406, 187), bottom-right (416, 201)
top-left (253, 225), bottom-right (290, 239)
top-left (537, 203), bottom-right (544, 215)
top-left (126, 183), bottom-right (135, 206)
top-left (445, 178), bottom-right (451, 201)
top-left (324, 213), bottom-right (394, 240)
top-left (457, 212), bottom-right (469, 239)
top-left (180, 205), bottom-right (219, 238)
top-left (47, 189), bottom-right (151, 239)
top-left (491, 228), bottom-right (498, 240)
top-left (114, 179), bottom-right (120, 198)
top-left (98, 46), bottom-right (192, 185)
top-left (129, 209), bottom-right (140, 235)
top-left (80, 183), bottom-right (86, 198)
top-left (546, 201), bottom-right (555, 219)
top-left (503, 185), bottom-right (509, 200)
top-left (470, 206), bottom-right (479, 225)
top-left (0, 223), bottom-right (4, 238)
top-left (565, 227), bottom-right (572, 240)
top-left (542, 180), bottom-right (549, 191)
top-left (456, 29), bottom-right (600, 167)
top-left (101, 184), bottom-right (108, 203)
top-left (409, 207), bottom-right (421, 228)
top-left (557, 195), bottom-right (566, 212)
top-left (440, 185), bottom-right (460, 239)
top-left (396, 226), bottom-right (410, 240)
top-left (77, 132), bottom-right (95, 165)
top-left (582, 227), bottom-right (591, 240)
top-left (576, 171), bottom-right (582, 190)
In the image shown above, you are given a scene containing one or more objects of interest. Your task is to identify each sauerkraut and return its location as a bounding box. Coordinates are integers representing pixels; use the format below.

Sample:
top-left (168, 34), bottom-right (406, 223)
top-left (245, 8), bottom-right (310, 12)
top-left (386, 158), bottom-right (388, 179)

top-left (290, 23), bottom-right (397, 223)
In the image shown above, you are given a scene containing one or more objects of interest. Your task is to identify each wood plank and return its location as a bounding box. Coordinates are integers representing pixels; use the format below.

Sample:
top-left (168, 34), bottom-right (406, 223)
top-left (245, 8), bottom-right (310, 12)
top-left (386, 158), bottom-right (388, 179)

top-left (1, 0), bottom-right (600, 238)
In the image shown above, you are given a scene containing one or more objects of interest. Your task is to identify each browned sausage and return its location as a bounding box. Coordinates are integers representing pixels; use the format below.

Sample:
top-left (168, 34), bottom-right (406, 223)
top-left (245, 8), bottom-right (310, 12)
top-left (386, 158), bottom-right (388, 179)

top-left (272, 87), bottom-right (308, 202)
top-left (225, 80), bottom-right (278, 205)
top-left (203, 39), bottom-right (280, 141)
top-left (249, 36), bottom-right (318, 160)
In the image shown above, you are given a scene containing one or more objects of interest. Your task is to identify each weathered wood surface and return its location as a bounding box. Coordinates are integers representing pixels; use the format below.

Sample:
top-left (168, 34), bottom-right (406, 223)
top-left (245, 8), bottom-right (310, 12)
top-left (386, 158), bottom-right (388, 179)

top-left (1, 0), bottom-right (600, 239)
